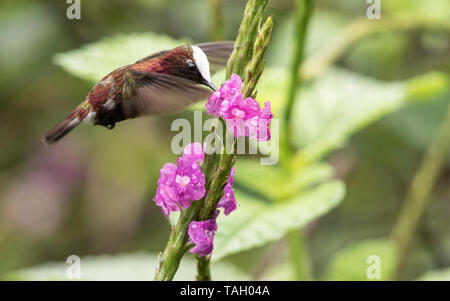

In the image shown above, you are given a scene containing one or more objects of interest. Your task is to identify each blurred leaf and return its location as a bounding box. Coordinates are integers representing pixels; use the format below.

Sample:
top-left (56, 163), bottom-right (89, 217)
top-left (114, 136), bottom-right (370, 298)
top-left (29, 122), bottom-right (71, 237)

top-left (258, 261), bottom-right (294, 281)
top-left (345, 31), bottom-right (409, 80)
top-left (383, 0), bottom-right (450, 24)
top-left (324, 239), bottom-right (396, 281)
top-left (5, 252), bottom-right (249, 281)
top-left (234, 159), bottom-right (333, 200)
top-left (53, 32), bottom-right (189, 82)
top-left (292, 68), bottom-right (406, 163)
top-left (406, 71), bottom-right (449, 103)
top-left (267, 9), bottom-right (349, 68)
top-left (383, 98), bottom-right (450, 154)
top-left (213, 180), bottom-right (345, 261)
top-left (256, 66), bottom-right (448, 166)
top-left (88, 120), bottom-right (169, 193)
top-left (291, 69), bottom-right (448, 164)
top-left (0, 3), bottom-right (59, 94)
top-left (382, 72), bottom-right (449, 151)
top-left (417, 267), bottom-right (450, 281)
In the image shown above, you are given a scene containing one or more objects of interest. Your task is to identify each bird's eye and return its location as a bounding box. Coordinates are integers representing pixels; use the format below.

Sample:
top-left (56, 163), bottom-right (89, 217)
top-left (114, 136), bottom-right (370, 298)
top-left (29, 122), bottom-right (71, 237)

top-left (187, 61), bottom-right (197, 72)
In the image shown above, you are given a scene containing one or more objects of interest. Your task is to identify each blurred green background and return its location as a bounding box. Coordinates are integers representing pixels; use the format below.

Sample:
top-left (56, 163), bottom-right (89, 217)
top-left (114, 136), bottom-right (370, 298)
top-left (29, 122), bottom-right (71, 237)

top-left (0, 0), bottom-right (449, 280)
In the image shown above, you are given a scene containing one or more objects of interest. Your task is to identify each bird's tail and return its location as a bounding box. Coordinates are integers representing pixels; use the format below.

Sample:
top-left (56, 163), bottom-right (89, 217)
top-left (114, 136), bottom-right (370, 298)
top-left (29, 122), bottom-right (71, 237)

top-left (43, 106), bottom-right (85, 146)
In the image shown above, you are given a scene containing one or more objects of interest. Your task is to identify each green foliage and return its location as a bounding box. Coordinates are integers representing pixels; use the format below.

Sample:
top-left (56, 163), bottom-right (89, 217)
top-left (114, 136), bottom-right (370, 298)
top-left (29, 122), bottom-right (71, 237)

top-left (293, 68), bottom-right (406, 162)
top-left (383, 0), bottom-right (450, 24)
top-left (0, 4), bottom-right (58, 97)
top-left (53, 32), bottom-right (189, 82)
top-left (10, 0), bottom-right (447, 281)
top-left (255, 66), bottom-right (448, 168)
top-left (258, 262), bottom-right (294, 281)
top-left (5, 253), bottom-right (249, 281)
top-left (292, 69), bottom-right (446, 164)
top-left (234, 159), bottom-right (333, 200)
top-left (384, 98), bottom-right (450, 152)
top-left (213, 181), bottom-right (345, 261)
top-left (406, 72), bottom-right (449, 103)
top-left (417, 267), bottom-right (450, 281)
top-left (324, 239), bottom-right (396, 281)
top-left (267, 9), bottom-right (349, 69)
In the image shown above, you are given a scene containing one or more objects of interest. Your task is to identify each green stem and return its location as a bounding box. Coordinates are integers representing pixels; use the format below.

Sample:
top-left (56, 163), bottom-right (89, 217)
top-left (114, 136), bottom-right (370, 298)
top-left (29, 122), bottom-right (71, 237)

top-left (196, 255), bottom-right (212, 281)
top-left (226, 0), bottom-right (268, 79)
top-left (195, 0), bottom-right (272, 281)
top-left (287, 230), bottom-right (311, 280)
top-left (391, 101), bottom-right (450, 277)
top-left (155, 0), bottom-right (273, 282)
top-left (280, 0), bottom-right (313, 281)
top-left (195, 131), bottom-right (236, 281)
top-left (242, 16), bottom-right (273, 98)
top-left (210, 0), bottom-right (224, 41)
top-left (281, 0), bottom-right (313, 164)
top-left (154, 202), bottom-right (201, 281)
top-left (199, 137), bottom-right (236, 220)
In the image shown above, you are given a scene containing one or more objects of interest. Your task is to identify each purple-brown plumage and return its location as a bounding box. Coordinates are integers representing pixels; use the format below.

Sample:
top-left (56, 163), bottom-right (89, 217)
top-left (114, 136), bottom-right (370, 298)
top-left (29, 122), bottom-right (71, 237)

top-left (43, 42), bottom-right (234, 146)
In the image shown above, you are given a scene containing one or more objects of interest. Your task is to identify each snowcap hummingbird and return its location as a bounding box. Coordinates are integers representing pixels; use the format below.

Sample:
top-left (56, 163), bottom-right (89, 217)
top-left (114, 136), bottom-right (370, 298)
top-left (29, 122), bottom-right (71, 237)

top-left (43, 41), bottom-right (234, 146)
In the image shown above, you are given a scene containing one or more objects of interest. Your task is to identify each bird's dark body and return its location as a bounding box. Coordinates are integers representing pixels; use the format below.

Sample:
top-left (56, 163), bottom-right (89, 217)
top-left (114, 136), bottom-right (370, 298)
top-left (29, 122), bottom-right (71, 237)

top-left (43, 42), bottom-right (234, 145)
top-left (87, 65), bottom-right (130, 128)
top-left (81, 46), bottom-right (196, 127)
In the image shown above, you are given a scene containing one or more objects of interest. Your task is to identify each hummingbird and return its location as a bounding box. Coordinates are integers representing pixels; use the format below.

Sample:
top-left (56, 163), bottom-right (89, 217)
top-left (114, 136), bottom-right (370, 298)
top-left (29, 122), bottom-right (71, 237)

top-left (43, 41), bottom-right (234, 146)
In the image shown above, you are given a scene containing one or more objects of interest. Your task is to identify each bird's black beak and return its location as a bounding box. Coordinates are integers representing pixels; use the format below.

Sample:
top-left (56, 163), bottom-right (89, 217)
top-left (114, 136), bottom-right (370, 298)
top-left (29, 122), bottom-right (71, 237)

top-left (204, 81), bottom-right (217, 91)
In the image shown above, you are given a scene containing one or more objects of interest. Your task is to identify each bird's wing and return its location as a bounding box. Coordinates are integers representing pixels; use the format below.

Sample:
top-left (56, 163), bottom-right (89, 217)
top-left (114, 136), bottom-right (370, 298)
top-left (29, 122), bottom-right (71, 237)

top-left (196, 41), bottom-right (235, 75)
top-left (121, 70), bottom-right (212, 118)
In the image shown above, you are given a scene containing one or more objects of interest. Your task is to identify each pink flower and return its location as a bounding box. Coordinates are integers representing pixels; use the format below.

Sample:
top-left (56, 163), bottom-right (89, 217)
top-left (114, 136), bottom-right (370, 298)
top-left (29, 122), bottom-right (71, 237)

top-left (175, 154), bottom-right (205, 208)
top-left (252, 101), bottom-right (273, 142)
top-left (154, 163), bottom-right (180, 216)
top-left (206, 74), bottom-right (243, 118)
top-left (218, 167), bottom-right (236, 215)
top-left (153, 143), bottom-right (206, 216)
top-left (188, 213), bottom-right (218, 257)
top-left (205, 74), bottom-right (273, 142)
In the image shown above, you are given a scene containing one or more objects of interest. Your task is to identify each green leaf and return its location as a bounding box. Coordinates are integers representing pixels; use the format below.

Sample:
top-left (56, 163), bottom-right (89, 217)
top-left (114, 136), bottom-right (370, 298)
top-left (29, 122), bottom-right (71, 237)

top-left (324, 239), bottom-right (396, 281)
top-left (267, 9), bottom-right (349, 68)
top-left (257, 67), bottom-right (447, 165)
top-left (234, 159), bottom-right (334, 200)
top-left (417, 267), bottom-right (450, 281)
top-left (406, 71), bottom-right (449, 103)
top-left (258, 261), bottom-right (295, 281)
top-left (292, 68), bottom-right (406, 163)
top-left (383, 0), bottom-right (450, 24)
top-left (213, 180), bottom-right (345, 261)
top-left (4, 252), bottom-right (249, 281)
top-left (53, 32), bottom-right (189, 82)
